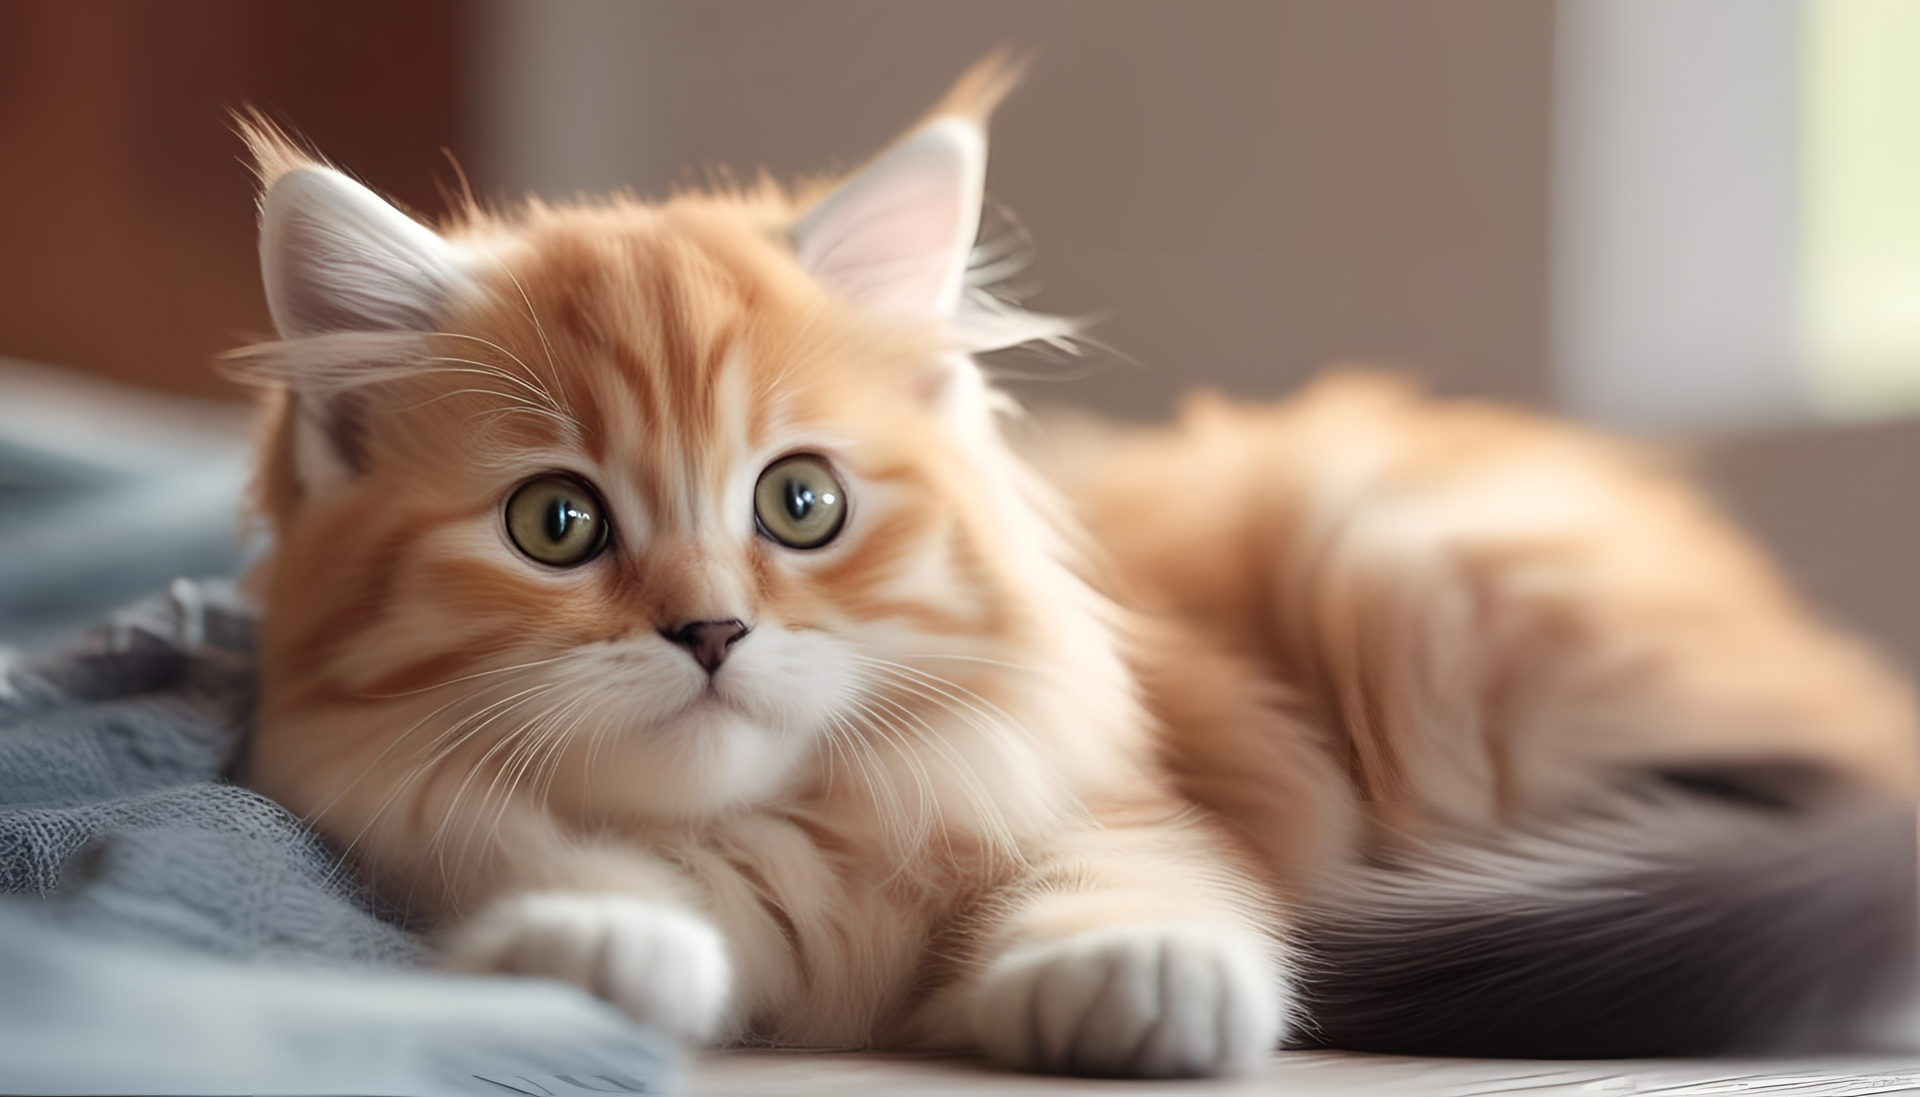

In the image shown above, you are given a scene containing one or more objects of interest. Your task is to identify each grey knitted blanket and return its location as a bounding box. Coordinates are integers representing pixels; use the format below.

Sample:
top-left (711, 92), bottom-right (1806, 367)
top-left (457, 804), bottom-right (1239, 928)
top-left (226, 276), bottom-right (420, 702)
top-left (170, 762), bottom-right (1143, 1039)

top-left (0, 579), bottom-right (673, 1096)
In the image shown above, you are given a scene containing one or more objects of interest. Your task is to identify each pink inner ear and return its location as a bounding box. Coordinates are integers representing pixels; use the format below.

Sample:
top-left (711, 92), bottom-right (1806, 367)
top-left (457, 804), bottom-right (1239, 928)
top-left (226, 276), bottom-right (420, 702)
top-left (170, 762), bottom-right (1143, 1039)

top-left (795, 118), bottom-right (985, 319)
top-left (801, 169), bottom-right (964, 314)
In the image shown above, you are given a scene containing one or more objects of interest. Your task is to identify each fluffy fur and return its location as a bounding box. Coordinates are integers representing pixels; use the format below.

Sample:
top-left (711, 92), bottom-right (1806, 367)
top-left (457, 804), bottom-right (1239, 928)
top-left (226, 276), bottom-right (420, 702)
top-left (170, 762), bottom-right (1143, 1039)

top-left (233, 58), bottom-right (1920, 1077)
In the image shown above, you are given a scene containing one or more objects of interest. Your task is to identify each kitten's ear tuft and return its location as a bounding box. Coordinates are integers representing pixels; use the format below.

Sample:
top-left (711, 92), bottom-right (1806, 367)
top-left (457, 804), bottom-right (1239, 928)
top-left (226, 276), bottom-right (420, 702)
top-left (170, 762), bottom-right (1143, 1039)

top-left (256, 161), bottom-right (471, 338)
top-left (793, 51), bottom-right (1026, 320)
top-left (925, 46), bottom-right (1028, 124)
top-left (235, 110), bottom-right (320, 190)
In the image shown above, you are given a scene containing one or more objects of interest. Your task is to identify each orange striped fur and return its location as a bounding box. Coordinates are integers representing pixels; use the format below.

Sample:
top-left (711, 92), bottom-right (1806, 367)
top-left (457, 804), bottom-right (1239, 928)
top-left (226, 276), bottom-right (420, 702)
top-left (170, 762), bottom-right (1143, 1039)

top-left (235, 57), bottom-right (1919, 1073)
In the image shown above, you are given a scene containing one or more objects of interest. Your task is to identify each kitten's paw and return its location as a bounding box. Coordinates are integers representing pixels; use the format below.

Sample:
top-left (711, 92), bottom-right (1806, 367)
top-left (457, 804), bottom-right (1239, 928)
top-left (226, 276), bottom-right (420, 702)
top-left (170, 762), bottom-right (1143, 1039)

top-left (447, 892), bottom-right (732, 1044)
top-left (972, 922), bottom-right (1283, 1078)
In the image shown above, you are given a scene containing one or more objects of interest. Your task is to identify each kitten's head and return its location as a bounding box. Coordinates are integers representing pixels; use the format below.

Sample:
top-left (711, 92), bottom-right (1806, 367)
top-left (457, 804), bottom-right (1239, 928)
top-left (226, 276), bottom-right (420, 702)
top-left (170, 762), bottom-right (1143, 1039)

top-left (238, 57), bottom-right (1118, 854)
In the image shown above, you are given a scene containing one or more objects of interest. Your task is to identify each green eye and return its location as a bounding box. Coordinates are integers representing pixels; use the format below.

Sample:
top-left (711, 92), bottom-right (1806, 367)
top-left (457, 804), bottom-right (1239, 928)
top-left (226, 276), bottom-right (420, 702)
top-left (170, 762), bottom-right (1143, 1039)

top-left (754, 454), bottom-right (847, 549)
top-left (505, 475), bottom-right (609, 567)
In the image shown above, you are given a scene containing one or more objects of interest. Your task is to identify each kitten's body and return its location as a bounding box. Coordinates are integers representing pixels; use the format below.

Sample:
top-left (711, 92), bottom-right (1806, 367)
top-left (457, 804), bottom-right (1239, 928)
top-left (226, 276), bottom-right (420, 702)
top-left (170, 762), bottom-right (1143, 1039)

top-left (1047, 382), bottom-right (1919, 1054)
top-left (237, 60), bottom-right (1919, 1075)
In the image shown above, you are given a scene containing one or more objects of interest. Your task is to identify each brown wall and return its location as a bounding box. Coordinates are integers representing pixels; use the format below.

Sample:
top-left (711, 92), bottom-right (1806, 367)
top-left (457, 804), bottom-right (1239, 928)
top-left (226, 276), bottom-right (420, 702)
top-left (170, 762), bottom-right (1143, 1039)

top-left (0, 0), bottom-right (470, 399)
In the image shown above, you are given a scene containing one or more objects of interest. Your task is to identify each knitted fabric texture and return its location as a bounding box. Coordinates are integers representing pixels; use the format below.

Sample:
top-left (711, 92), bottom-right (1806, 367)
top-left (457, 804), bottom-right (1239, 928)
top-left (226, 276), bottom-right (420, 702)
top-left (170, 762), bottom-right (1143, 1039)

top-left (0, 577), bottom-right (424, 966)
top-left (0, 579), bottom-right (674, 1094)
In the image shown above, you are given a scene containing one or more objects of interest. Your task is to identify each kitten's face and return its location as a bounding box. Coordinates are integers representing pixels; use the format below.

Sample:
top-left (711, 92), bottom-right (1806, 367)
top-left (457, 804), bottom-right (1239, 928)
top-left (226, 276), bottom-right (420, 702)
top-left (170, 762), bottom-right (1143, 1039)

top-left (259, 199), bottom-right (1030, 824)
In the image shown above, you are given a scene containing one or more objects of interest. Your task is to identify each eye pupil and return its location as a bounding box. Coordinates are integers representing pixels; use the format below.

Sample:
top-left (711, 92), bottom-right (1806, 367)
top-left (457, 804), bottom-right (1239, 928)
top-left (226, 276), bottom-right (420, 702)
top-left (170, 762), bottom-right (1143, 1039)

top-left (785, 481), bottom-right (814, 521)
top-left (545, 498), bottom-right (572, 542)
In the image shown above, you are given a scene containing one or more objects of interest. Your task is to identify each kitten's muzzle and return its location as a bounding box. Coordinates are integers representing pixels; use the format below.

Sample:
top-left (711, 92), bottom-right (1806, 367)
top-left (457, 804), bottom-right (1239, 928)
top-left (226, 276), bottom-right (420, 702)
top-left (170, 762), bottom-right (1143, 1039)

top-left (663, 619), bottom-right (751, 674)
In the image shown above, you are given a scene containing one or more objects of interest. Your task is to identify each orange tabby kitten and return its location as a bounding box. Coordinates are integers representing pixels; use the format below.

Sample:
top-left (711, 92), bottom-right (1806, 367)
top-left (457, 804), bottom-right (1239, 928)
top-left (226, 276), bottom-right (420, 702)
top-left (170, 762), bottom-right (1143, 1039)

top-left (235, 57), bottom-right (1918, 1076)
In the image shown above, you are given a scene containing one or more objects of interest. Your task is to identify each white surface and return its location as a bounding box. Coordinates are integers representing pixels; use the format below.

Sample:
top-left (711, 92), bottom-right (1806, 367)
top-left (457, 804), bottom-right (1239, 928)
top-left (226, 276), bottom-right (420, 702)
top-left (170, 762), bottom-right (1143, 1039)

top-left (682, 1049), bottom-right (1920, 1096)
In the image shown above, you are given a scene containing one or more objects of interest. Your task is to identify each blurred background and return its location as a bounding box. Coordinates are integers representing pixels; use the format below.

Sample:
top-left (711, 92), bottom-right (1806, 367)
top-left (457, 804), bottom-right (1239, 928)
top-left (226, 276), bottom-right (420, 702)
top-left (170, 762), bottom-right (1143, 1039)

top-left (2, 0), bottom-right (1919, 666)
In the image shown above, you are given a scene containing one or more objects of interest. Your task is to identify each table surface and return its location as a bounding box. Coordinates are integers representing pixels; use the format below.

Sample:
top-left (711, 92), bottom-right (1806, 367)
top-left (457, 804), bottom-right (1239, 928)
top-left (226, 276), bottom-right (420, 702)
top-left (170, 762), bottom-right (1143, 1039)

top-left (676, 1049), bottom-right (1920, 1096)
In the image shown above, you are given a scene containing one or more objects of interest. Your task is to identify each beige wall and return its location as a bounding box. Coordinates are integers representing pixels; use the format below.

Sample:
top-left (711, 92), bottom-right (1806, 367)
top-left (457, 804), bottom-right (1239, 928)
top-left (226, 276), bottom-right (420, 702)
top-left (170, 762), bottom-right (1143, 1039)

top-left (1704, 419), bottom-right (1920, 676)
top-left (474, 0), bottom-right (1555, 422)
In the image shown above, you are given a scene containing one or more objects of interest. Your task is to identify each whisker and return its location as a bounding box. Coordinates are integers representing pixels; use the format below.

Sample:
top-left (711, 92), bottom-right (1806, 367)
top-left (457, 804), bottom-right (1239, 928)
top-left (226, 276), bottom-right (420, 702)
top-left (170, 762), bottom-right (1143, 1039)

top-left (316, 676), bottom-right (556, 847)
top-left (496, 267), bottom-right (565, 388)
top-left (355, 655), bottom-right (570, 700)
top-left (858, 686), bottom-right (1021, 860)
top-left (472, 707), bottom-right (576, 862)
top-left (525, 689), bottom-right (601, 809)
top-left (383, 375), bottom-right (579, 434)
top-left (436, 687), bottom-right (572, 850)
top-left (853, 656), bottom-right (1033, 753)
top-left (825, 710), bottom-right (916, 852)
top-left (428, 328), bottom-right (571, 416)
top-left (841, 696), bottom-right (941, 856)
top-left (315, 678), bottom-right (561, 893)
top-left (573, 696), bottom-right (623, 808)
top-left (892, 651), bottom-right (1057, 679)
top-left (859, 693), bottom-right (967, 859)
top-left (844, 658), bottom-right (1043, 862)
top-left (348, 681), bottom-right (561, 865)
top-left (414, 355), bottom-right (568, 415)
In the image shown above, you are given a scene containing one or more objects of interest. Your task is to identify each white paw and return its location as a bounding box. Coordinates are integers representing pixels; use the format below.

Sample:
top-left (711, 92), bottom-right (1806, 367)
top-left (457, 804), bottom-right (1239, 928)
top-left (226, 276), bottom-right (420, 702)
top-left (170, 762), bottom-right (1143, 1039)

top-left (446, 892), bottom-right (732, 1044)
top-left (972, 922), bottom-right (1283, 1078)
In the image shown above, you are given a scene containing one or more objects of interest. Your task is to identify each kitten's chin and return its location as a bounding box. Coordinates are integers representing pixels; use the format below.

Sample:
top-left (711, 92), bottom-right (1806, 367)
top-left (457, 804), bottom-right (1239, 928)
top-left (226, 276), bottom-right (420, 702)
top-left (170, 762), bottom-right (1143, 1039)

top-left (565, 702), bottom-right (816, 820)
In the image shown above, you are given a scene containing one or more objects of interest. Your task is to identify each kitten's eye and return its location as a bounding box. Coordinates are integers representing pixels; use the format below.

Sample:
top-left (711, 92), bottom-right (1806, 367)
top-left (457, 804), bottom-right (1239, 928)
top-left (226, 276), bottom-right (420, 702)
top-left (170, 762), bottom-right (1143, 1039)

top-left (754, 455), bottom-right (847, 549)
top-left (505, 476), bottom-right (610, 567)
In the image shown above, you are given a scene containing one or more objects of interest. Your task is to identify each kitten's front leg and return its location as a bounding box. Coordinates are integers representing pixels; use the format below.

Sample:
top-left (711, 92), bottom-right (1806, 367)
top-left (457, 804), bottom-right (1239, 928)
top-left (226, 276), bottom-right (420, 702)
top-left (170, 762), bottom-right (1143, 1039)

top-left (967, 825), bottom-right (1287, 1078)
top-left (291, 755), bottom-right (739, 1043)
top-left (975, 920), bottom-right (1281, 1078)
top-left (441, 846), bottom-right (733, 1045)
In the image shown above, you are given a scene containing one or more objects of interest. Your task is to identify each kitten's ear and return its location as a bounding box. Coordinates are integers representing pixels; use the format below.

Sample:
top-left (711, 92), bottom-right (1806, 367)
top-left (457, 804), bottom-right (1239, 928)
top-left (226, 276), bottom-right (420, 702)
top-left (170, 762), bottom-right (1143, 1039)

top-left (793, 117), bottom-right (985, 318)
top-left (241, 118), bottom-right (473, 492)
top-left (258, 166), bottom-right (470, 338)
top-left (793, 52), bottom-right (1023, 320)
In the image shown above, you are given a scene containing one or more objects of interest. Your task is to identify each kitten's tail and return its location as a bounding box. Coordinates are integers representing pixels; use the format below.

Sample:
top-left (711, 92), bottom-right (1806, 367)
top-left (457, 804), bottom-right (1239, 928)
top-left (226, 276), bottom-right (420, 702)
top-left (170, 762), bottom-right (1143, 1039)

top-left (1292, 767), bottom-right (1918, 1057)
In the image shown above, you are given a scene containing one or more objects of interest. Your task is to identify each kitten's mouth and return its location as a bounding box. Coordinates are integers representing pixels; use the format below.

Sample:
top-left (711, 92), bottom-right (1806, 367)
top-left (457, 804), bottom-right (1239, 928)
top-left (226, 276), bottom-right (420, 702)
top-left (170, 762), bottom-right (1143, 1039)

top-left (684, 679), bottom-right (742, 714)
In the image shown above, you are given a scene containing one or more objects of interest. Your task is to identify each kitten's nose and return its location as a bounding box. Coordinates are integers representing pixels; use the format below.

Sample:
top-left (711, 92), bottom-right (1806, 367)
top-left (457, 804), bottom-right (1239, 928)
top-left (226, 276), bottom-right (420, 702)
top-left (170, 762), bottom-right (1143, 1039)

top-left (663, 618), bottom-right (750, 673)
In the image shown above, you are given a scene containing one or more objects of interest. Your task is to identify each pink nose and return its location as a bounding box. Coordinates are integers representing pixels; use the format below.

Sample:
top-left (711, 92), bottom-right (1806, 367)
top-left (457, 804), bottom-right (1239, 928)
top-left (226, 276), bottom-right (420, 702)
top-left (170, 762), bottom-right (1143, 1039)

top-left (663, 619), bottom-right (750, 673)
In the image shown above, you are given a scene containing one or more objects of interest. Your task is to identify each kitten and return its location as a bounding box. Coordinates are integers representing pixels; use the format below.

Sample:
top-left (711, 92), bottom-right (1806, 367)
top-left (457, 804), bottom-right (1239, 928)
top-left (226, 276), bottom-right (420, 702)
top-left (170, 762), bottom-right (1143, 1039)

top-left (233, 55), bottom-right (1919, 1076)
